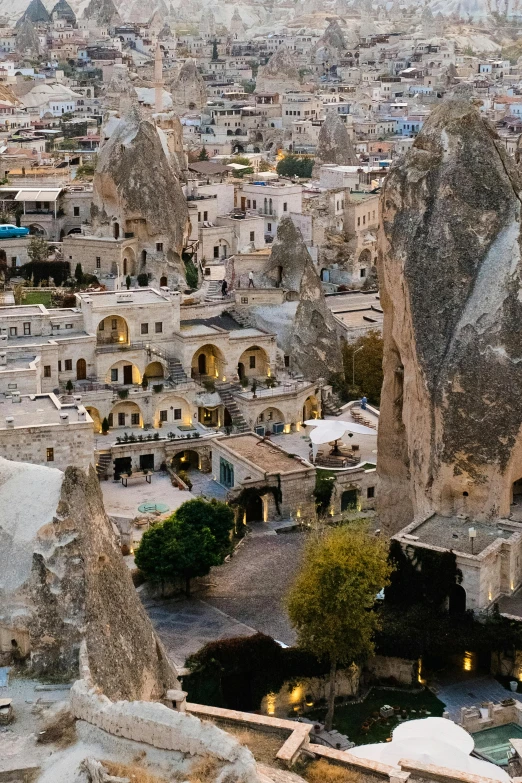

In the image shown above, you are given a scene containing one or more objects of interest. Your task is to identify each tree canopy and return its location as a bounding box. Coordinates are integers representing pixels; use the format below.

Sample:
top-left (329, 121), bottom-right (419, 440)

top-left (287, 526), bottom-right (391, 729)
top-left (276, 154), bottom-right (313, 179)
top-left (135, 498), bottom-right (235, 595)
top-left (342, 330), bottom-right (384, 404)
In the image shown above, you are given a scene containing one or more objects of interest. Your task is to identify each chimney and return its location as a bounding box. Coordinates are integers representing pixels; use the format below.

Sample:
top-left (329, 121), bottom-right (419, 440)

top-left (60, 412), bottom-right (69, 422)
top-left (0, 352), bottom-right (6, 366)
top-left (5, 416), bottom-right (13, 427)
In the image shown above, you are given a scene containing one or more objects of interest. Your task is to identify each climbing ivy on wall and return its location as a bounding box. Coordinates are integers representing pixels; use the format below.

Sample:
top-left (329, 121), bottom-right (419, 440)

top-left (385, 539), bottom-right (463, 610)
top-left (231, 475), bottom-right (283, 516)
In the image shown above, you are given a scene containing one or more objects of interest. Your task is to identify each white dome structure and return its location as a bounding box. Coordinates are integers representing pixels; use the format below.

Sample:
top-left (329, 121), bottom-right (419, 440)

top-left (349, 718), bottom-right (510, 783)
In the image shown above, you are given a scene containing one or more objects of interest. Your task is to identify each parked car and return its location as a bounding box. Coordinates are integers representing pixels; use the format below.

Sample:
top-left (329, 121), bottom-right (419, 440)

top-left (0, 224), bottom-right (30, 238)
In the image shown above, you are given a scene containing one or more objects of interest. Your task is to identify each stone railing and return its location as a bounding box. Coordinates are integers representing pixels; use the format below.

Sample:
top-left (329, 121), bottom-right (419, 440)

top-left (71, 642), bottom-right (258, 782)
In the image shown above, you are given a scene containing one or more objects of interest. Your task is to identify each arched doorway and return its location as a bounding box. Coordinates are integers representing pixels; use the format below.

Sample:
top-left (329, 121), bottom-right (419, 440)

top-left (245, 493), bottom-right (263, 522)
top-left (449, 584), bottom-right (466, 615)
top-left (96, 315), bottom-right (129, 346)
top-left (143, 361), bottom-right (165, 381)
top-left (237, 346), bottom-right (269, 379)
top-left (113, 222), bottom-right (120, 240)
top-left (303, 395), bottom-right (319, 421)
top-left (192, 344), bottom-right (225, 380)
top-left (341, 489), bottom-right (358, 512)
top-left (238, 362), bottom-right (245, 380)
top-left (172, 450), bottom-right (200, 472)
top-left (76, 358), bottom-right (87, 380)
top-left (160, 275), bottom-right (167, 287)
top-left (110, 401), bottom-right (142, 428)
top-left (123, 257), bottom-right (128, 275)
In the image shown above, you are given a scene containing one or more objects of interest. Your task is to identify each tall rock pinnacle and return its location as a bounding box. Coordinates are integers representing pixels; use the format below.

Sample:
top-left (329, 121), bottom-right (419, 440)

top-left (377, 98), bottom-right (522, 533)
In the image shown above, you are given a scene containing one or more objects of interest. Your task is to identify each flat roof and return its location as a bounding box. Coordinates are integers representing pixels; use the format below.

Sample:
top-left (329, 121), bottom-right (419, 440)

top-left (77, 289), bottom-right (170, 306)
top-left (403, 514), bottom-right (518, 556)
top-left (0, 393), bottom-right (90, 429)
top-left (220, 433), bottom-right (308, 474)
top-left (0, 305), bottom-right (44, 316)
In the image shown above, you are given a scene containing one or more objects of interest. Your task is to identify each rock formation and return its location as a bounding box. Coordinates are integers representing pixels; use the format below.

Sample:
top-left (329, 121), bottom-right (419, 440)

top-left (92, 106), bottom-right (190, 287)
top-left (256, 46), bottom-right (301, 94)
top-left (169, 60), bottom-right (207, 114)
top-left (16, 0), bottom-right (49, 25)
top-left (82, 0), bottom-right (121, 26)
top-left (269, 218), bottom-right (343, 379)
top-left (15, 18), bottom-right (40, 56)
top-left (378, 97), bottom-right (522, 534)
top-left (230, 7), bottom-right (246, 38)
top-left (0, 457), bottom-right (178, 700)
top-left (313, 111), bottom-right (359, 176)
top-left (51, 0), bottom-right (76, 24)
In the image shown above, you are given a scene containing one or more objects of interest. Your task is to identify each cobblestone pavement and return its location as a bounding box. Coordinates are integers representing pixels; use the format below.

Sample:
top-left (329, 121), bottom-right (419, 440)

top-left (141, 529), bottom-right (307, 667)
top-left (433, 676), bottom-right (511, 720)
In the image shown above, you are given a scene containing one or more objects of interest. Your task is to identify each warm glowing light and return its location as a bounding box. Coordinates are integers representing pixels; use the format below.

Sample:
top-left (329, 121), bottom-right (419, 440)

top-left (222, 376), bottom-right (226, 382)
top-left (296, 509), bottom-right (301, 519)
top-left (266, 693), bottom-right (276, 716)
top-left (283, 423), bottom-right (291, 434)
top-left (488, 588), bottom-right (492, 602)
top-left (329, 507), bottom-right (334, 517)
top-left (214, 369), bottom-right (219, 378)
top-left (290, 685), bottom-right (303, 704)
top-left (463, 651), bottom-right (475, 672)
top-left (119, 336), bottom-right (124, 342)
top-left (267, 367), bottom-right (271, 377)
top-left (511, 581), bottom-right (515, 592)
top-left (129, 547), bottom-right (134, 555)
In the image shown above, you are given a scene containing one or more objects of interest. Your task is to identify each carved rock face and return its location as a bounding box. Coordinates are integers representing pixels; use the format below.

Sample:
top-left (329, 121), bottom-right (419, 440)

top-left (169, 61), bottom-right (207, 112)
top-left (313, 113), bottom-right (359, 176)
top-left (271, 218), bottom-right (343, 380)
top-left (92, 107), bottom-right (190, 286)
top-left (377, 98), bottom-right (522, 533)
top-left (255, 46), bottom-right (301, 93)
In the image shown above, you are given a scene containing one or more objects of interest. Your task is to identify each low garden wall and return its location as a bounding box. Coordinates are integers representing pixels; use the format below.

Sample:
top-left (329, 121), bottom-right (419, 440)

top-left (259, 665), bottom-right (360, 718)
top-left (457, 698), bottom-right (522, 734)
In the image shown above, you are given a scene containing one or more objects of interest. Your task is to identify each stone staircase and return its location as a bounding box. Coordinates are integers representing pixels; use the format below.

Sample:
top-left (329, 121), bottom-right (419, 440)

top-left (225, 305), bottom-right (254, 328)
top-left (322, 392), bottom-right (343, 416)
top-left (205, 279), bottom-right (224, 300)
top-left (215, 381), bottom-right (250, 433)
top-left (96, 452), bottom-right (111, 480)
top-left (167, 358), bottom-right (189, 384)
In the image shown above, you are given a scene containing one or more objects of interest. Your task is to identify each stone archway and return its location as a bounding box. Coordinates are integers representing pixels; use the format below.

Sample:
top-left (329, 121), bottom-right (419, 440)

top-left (96, 314), bottom-right (129, 346)
top-left (303, 395), bottom-right (319, 421)
top-left (160, 275), bottom-right (167, 287)
top-left (85, 406), bottom-right (102, 433)
top-left (110, 400), bottom-right (143, 428)
top-left (192, 344), bottom-right (225, 380)
top-left (341, 489), bottom-right (358, 512)
top-left (237, 345), bottom-right (270, 379)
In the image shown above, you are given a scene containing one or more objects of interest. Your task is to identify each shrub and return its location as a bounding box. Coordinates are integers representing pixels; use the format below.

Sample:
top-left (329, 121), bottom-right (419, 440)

top-left (137, 273), bottom-right (148, 287)
top-left (101, 417), bottom-right (109, 433)
top-left (118, 389), bottom-right (129, 399)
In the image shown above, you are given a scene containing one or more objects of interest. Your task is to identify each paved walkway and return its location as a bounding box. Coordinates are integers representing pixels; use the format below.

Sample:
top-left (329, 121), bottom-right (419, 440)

top-left (101, 473), bottom-right (192, 519)
top-left (141, 529), bottom-right (307, 666)
top-left (434, 676), bottom-right (511, 720)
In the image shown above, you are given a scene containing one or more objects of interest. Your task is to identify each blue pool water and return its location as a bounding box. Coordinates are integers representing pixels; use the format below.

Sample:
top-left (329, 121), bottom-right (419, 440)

top-left (472, 722), bottom-right (522, 765)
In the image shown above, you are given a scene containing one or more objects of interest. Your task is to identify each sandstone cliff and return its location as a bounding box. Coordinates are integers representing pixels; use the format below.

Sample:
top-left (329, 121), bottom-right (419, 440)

top-left (92, 106), bottom-right (190, 287)
top-left (312, 112), bottom-right (358, 177)
top-left (15, 18), bottom-right (40, 56)
top-left (256, 46), bottom-right (301, 94)
top-left (0, 457), bottom-right (178, 700)
top-left (378, 97), bottom-right (522, 534)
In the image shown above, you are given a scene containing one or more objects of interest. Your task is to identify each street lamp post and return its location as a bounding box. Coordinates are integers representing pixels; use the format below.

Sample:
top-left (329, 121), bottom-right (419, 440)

top-left (353, 345), bottom-right (364, 387)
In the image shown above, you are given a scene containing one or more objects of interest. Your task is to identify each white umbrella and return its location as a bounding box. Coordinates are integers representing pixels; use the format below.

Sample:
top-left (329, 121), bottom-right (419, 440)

top-left (393, 717), bottom-right (474, 754)
top-left (304, 419), bottom-right (375, 459)
top-left (304, 419), bottom-right (375, 435)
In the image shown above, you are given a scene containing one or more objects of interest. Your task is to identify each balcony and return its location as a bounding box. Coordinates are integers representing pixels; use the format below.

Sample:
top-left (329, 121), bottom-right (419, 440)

top-left (257, 207), bottom-right (277, 218)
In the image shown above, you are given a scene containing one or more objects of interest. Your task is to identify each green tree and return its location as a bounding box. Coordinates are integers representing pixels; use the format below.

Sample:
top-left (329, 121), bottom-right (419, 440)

top-left (211, 39), bottom-right (219, 61)
top-left (287, 526), bottom-right (391, 730)
top-left (74, 263), bottom-right (83, 284)
top-left (66, 379), bottom-right (73, 392)
top-left (198, 146), bottom-right (209, 161)
top-left (135, 499), bottom-right (234, 595)
top-left (27, 235), bottom-right (48, 264)
top-left (101, 416), bottom-right (110, 434)
top-left (342, 331), bottom-right (383, 405)
top-left (276, 154), bottom-right (313, 179)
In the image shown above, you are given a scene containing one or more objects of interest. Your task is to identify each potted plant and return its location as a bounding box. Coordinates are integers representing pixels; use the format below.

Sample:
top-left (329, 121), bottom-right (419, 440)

top-left (101, 417), bottom-right (110, 435)
top-left (66, 379), bottom-right (74, 392)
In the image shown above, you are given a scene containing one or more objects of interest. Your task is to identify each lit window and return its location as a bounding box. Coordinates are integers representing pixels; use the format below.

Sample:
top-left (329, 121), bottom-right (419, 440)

top-left (46, 447), bottom-right (54, 462)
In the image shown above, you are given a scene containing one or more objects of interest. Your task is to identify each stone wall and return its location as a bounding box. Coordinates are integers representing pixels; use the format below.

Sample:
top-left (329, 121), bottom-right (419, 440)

top-left (0, 419), bottom-right (94, 471)
top-left (260, 666), bottom-right (360, 718)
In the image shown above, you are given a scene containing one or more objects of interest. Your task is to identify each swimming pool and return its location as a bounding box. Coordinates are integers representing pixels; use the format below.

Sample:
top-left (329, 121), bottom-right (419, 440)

top-left (472, 723), bottom-right (522, 765)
